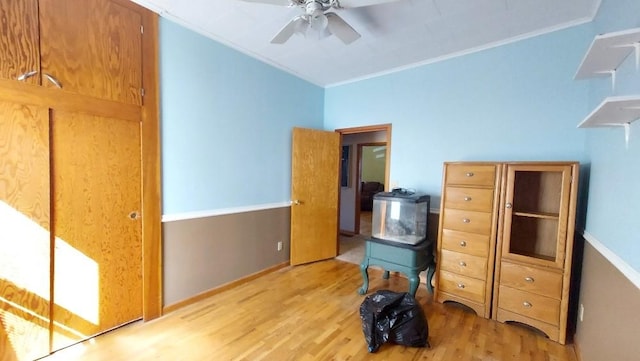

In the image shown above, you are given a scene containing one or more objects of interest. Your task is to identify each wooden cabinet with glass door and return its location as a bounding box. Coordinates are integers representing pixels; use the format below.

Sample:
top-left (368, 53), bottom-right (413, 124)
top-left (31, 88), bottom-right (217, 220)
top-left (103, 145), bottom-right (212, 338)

top-left (492, 162), bottom-right (579, 345)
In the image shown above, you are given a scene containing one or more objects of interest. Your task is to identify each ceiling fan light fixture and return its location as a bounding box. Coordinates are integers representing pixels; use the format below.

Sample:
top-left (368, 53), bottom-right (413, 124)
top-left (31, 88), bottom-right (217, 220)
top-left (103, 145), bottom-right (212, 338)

top-left (243, 0), bottom-right (386, 44)
top-left (309, 11), bottom-right (328, 31)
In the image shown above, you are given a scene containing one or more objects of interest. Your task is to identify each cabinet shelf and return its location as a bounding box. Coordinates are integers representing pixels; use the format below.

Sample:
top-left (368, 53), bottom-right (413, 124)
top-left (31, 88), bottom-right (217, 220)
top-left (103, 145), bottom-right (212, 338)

top-left (577, 95), bottom-right (640, 128)
top-left (506, 251), bottom-right (556, 263)
top-left (574, 27), bottom-right (640, 80)
top-left (513, 211), bottom-right (559, 220)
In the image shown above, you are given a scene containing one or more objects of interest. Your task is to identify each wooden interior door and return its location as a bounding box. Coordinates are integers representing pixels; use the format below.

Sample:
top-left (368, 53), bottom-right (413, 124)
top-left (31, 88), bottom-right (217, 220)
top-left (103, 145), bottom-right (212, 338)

top-left (0, 0), bottom-right (41, 84)
top-left (51, 110), bottom-right (142, 350)
top-left (0, 100), bottom-right (51, 361)
top-left (38, 0), bottom-right (143, 105)
top-left (290, 127), bottom-right (340, 266)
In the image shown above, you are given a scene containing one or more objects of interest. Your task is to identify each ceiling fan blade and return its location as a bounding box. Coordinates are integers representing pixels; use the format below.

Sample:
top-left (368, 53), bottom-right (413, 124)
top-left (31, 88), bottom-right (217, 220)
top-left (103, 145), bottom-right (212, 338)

top-left (238, 0), bottom-right (292, 5)
top-left (336, 0), bottom-right (399, 8)
top-left (271, 17), bottom-right (306, 44)
top-left (326, 13), bottom-right (360, 44)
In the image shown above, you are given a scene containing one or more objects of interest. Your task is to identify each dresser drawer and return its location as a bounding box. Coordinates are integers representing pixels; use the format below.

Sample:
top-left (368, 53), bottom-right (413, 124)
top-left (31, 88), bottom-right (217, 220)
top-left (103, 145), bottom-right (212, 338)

top-left (440, 249), bottom-right (487, 280)
top-left (444, 187), bottom-right (494, 212)
top-left (438, 270), bottom-right (485, 303)
top-left (442, 209), bottom-right (492, 235)
top-left (446, 164), bottom-right (497, 186)
top-left (500, 262), bottom-right (562, 299)
top-left (498, 285), bottom-right (560, 326)
top-left (440, 229), bottom-right (490, 257)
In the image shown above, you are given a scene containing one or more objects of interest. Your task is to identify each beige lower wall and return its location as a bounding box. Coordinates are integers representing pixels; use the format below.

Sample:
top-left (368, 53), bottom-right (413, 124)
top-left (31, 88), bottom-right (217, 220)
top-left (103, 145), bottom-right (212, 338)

top-left (574, 241), bottom-right (640, 361)
top-left (162, 207), bottom-right (291, 307)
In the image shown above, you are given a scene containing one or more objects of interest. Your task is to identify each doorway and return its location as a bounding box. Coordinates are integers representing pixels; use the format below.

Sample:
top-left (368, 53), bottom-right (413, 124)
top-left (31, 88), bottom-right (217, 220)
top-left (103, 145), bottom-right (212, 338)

top-left (358, 142), bottom-right (386, 234)
top-left (335, 124), bottom-right (391, 264)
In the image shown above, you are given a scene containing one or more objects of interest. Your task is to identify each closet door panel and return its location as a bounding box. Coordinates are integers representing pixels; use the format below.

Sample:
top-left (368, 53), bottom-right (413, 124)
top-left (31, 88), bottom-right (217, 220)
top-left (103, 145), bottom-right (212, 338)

top-left (51, 110), bottom-right (142, 350)
top-left (0, 0), bottom-right (41, 84)
top-left (38, 0), bottom-right (143, 104)
top-left (0, 100), bottom-right (50, 361)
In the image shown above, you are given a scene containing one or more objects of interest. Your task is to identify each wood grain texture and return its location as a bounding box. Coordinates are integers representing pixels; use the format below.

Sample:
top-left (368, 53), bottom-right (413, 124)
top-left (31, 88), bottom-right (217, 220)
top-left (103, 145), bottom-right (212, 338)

top-left (138, 9), bottom-right (162, 321)
top-left (162, 261), bottom-right (289, 314)
top-left (0, 0), bottom-right (40, 84)
top-left (51, 111), bottom-right (142, 350)
top-left (0, 100), bottom-right (50, 360)
top-left (435, 162), bottom-right (502, 319)
top-left (0, 0), bottom-right (161, 356)
top-left (41, 260), bottom-right (578, 361)
top-left (493, 162), bottom-right (579, 344)
top-left (499, 164), bottom-right (574, 269)
top-left (0, 79), bottom-right (141, 123)
top-left (38, 0), bottom-right (143, 104)
top-left (290, 127), bottom-right (340, 265)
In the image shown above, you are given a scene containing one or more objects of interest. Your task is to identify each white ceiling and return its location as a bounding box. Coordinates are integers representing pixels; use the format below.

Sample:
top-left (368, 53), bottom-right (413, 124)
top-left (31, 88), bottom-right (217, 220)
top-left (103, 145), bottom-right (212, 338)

top-left (131, 0), bottom-right (601, 87)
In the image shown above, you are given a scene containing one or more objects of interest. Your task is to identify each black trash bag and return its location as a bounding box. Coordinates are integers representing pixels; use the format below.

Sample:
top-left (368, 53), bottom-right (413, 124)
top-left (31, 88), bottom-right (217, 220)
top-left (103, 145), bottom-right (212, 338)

top-left (359, 290), bottom-right (430, 353)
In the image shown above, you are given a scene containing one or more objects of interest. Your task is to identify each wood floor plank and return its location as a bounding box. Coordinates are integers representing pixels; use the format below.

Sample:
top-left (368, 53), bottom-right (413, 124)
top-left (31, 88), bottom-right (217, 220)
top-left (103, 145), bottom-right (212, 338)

top-left (42, 260), bottom-right (577, 361)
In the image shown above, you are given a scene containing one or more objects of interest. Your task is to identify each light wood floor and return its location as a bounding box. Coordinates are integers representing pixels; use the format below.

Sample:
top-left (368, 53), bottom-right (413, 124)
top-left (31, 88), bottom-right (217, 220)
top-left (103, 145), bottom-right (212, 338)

top-left (43, 260), bottom-right (577, 361)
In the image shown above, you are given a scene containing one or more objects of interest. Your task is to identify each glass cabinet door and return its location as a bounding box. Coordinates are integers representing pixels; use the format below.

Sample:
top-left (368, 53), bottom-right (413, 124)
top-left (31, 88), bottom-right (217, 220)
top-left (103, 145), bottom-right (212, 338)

top-left (500, 164), bottom-right (573, 268)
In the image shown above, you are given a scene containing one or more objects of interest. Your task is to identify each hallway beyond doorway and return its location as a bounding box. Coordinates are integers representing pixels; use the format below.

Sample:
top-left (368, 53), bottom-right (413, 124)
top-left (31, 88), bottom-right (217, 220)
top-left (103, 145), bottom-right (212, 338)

top-left (337, 211), bottom-right (371, 265)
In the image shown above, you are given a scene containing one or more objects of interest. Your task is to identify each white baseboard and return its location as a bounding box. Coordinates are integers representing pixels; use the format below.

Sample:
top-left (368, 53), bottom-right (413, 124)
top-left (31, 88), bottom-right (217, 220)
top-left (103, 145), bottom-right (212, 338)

top-left (582, 231), bottom-right (640, 290)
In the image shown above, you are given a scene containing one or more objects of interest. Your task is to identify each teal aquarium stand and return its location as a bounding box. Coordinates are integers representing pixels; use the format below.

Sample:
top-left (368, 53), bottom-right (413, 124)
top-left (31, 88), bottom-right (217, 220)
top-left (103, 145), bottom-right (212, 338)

top-left (358, 237), bottom-right (435, 297)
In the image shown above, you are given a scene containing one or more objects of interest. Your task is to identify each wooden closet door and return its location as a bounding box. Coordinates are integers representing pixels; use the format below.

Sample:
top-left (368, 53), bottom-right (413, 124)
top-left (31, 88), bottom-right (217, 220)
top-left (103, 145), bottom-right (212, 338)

top-left (50, 110), bottom-right (142, 350)
top-left (38, 0), bottom-right (143, 105)
top-left (0, 0), bottom-right (41, 84)
top-left (0, 100), bottom-right (51, 361)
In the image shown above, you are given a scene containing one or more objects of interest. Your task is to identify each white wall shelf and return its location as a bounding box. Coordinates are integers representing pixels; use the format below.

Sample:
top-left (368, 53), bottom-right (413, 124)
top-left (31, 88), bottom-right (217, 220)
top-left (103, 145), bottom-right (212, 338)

top-left (578, 95), bottom-right (640, 128)
top-left (574, 28), bottom-right (640, 90)
top-left (578, 95), bottom-right (640, 147)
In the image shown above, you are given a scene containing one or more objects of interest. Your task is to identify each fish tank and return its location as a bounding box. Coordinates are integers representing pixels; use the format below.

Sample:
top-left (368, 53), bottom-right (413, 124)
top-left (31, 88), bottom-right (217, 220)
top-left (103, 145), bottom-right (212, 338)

top-left (372, 189), bottom-right (430, 245)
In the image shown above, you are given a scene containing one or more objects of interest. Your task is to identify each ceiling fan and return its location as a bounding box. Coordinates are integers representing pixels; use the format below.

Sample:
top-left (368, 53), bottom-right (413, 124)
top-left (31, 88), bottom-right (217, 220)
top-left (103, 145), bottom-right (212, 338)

top-left (240, 0), bottom-right (399, 45)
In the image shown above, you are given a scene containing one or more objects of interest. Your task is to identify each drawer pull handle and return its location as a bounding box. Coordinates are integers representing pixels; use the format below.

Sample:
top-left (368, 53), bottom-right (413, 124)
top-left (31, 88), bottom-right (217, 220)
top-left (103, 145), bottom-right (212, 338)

top-left (466, 172), bottom-right (474, 177)
top-left (524, 277), bottom-right (535, 283)
top-left (457, 283), bottom-right (465, 289)
top-left (17, 70), bottom-right (38, 81)
top-left (459, 241), bottom-right (467, 247)
top-left (459, 261), bottom-right (467, 267)
top-left (464, 196), bottom-right (472, 201)
top-left (523, 301), bottom-right (532, 308)
top-left (462, 218), bottom-right (470, 223)
top-left (506, 202), bottom-right (513, 209)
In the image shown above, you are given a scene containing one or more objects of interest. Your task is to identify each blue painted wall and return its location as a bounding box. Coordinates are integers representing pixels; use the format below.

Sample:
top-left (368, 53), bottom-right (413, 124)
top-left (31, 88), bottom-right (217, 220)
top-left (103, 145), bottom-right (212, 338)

top-left (325, 25), bottom-right (591, 206)
top-left (158, 1), bottom-right (640, 272)
top-left (159, 18), bottom-right (324, 215)
top-left (581, 0), bottom-right (640, 271)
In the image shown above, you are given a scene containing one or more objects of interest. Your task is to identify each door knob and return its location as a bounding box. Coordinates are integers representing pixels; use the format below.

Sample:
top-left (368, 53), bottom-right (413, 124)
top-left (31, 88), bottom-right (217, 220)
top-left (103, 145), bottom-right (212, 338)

top-left (291, 200), bottom-right (302, 206)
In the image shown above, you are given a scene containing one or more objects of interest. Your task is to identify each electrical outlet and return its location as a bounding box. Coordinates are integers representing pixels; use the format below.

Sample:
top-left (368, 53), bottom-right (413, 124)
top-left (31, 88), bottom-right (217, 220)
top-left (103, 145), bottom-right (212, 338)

top-left (579, 304), bottom-right (584, 322)
top-left (277, 241), bottom-right (283, 251)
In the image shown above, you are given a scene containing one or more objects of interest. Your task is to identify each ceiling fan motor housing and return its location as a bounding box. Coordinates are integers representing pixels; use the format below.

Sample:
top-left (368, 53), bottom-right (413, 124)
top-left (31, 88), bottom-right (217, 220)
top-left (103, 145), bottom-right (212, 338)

top-left (304, 0), bottom-right (331, 14)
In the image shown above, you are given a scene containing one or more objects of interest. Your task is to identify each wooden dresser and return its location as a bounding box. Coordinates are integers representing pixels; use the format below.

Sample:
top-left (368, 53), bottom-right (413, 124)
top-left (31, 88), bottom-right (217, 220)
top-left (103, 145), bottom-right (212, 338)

top-left (434, 162), bottom-right (502, 318)
top-left (434, 161), bottom-right (579, 345)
